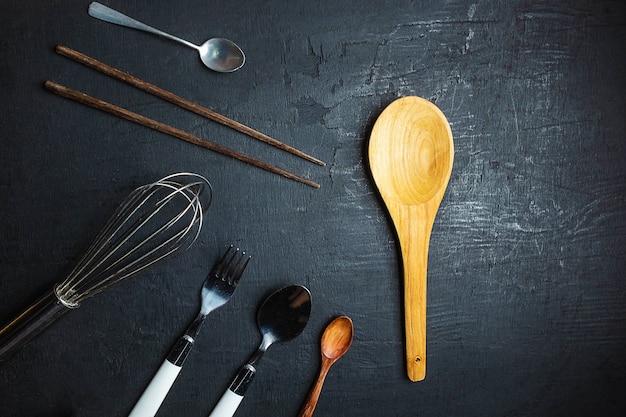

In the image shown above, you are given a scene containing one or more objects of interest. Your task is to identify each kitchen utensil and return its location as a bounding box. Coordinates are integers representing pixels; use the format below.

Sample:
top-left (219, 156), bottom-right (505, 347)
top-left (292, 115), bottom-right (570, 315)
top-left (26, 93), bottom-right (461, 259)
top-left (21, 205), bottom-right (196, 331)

top-left (208, 285), bottom-right (312, 417)
top-left (55, 45), bottom-right (325, 167)
top-left (298, 316), bottom-right (353, 417)
top-left (88, 2), bottom-right (245, 73)
top-left (44, 81), bottom-right (320, 189)
top-left (129, 245), bottom-right (250, 417)
top-left (368, 96), bottom-right (454, 382)
top-left (0, 173), bottom-right (212, 362)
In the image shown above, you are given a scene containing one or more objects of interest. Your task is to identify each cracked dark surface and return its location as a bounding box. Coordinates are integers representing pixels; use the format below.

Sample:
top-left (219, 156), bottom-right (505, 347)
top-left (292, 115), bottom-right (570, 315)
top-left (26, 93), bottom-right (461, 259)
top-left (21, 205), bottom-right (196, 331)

top-left (1, 0), bottom-right (625, 416)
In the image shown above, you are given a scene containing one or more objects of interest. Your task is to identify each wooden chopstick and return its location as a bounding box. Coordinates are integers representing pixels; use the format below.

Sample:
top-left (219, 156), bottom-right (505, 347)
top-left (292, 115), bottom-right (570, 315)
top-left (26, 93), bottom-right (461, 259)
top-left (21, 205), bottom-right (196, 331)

top-left (55, 45), bottom-right (326, 167)
top-left (44, 81), bottom-right (320, 189)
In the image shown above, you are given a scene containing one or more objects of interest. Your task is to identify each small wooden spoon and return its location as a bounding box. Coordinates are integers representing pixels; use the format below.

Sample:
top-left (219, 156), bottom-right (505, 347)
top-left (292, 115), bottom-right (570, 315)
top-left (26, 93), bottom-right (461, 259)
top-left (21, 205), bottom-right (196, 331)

top-left (368, 96), bottom-right (454, 382)
top-left (298, 316), bottom-right (354, 417)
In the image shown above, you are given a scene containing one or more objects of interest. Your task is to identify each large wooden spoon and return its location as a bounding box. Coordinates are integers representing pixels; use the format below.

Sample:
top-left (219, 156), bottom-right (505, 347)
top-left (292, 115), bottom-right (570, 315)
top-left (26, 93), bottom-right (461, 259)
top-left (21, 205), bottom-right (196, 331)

top-left (298, 316), bottom-right (354, 417)
top-left (368, 96), bottom-right (454, 382)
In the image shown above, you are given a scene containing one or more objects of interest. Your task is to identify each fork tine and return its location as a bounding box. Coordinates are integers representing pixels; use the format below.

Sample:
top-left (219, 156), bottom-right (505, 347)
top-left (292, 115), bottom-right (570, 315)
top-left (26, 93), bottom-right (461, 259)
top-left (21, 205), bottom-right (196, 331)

top-left (213, 245), bottom-right (250, 285)
top-left (127, 244), bottom-right (249, 416)
top-left (213, 245), bottom-right (236, 277)
top-left (228, 255), bottom-right (250, 284)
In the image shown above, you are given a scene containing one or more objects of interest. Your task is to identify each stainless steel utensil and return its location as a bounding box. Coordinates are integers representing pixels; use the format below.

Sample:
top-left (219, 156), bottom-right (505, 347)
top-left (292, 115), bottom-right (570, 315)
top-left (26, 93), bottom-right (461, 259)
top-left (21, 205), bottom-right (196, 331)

top-left (208, 285), bottom-right (312, 417)
top-left (129, 245), bottom-right (250, 417)
top-left (88, 2), bottom-right (245, 73)
top-left (0, 173), bottom-right (212, 362)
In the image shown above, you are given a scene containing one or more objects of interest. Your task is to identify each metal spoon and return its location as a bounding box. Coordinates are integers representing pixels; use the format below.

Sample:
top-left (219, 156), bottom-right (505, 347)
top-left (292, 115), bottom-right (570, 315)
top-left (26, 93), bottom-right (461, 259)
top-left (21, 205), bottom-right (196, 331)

top-left (208, 285), bottom-right (312, 417)
top-left (88, 2), bottom-right (245, 73)
top-left (368, 96), bottom-right (454, 382)
top-left (298, 316), bottom-right (354, 417)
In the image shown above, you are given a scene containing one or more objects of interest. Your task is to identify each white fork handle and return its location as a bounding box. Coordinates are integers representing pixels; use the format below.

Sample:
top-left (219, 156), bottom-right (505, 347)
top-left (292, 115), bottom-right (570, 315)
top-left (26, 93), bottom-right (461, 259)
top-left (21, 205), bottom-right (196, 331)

top-left (128, 360), bottom-right (181, 417)
top-left (207, 389), bottom-right (244, 417)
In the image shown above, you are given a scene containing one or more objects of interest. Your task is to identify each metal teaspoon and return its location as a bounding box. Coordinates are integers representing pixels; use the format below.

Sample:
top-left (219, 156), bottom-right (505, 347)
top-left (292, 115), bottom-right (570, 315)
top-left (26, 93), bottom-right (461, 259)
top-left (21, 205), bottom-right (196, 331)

top-left (88, 2), bottom-right (245, 72)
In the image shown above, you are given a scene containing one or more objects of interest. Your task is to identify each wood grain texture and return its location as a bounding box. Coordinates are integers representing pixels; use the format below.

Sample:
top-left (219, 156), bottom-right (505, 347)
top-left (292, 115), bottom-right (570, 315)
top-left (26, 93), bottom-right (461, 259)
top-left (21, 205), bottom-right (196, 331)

top-left (298, 316), bottom-right (353, 417)
top-left (44, 81), bottom-right (320, 188)
top-left (54, 45), bottom-right (326, 167)
top-left (0, 0), bottom-right (625, 416)
top-left (369, 96), bottom-right (454, 381)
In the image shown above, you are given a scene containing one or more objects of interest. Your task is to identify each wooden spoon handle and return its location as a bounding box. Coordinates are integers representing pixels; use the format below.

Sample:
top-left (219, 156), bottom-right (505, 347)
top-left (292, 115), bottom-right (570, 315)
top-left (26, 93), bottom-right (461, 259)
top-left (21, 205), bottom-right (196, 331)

top-left (402, 239), bottom-right (428, 381)
top-left (394, 204), bottom-right (434, 382)
top-left (298, 361), bottom-right (331, 417)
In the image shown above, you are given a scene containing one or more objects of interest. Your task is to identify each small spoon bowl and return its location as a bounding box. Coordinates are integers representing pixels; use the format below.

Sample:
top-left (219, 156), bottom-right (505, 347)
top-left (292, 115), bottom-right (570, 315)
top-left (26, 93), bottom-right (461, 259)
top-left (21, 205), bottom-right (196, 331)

top-left (368, 96), bottom-right (454, 382)
top-left (320, 316), bottom-right (354, 360)
top-left (199, 38), bottom-right (245, 73)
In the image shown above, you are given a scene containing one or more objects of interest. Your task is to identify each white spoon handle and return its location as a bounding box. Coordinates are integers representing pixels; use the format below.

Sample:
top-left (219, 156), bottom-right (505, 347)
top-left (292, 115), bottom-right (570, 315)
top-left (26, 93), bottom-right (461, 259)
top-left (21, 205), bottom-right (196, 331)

top-left (88, 2), bottom-right (198, 50)
top-left (208, 364), bottom-right (256, 417)
top-left (207, 389), bottom-right (244, 417)
top-left (128, 360), bottom-right (181, 417)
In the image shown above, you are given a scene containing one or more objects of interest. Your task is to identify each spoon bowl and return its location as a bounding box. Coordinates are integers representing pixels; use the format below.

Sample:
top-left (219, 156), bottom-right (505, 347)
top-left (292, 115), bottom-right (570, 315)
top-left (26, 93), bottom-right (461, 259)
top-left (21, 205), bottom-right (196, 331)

top-left (368, 96), bottom-right (454, 382)
top-left (257, 285), bottom-right (312, 346)
top-left (208, 285), bottom-right (312, 417)
top-left (298, 316), bottom-right (354, 417)
top-left (89, 2), bottom-right (245, 73)
top-left (320, 316), bottom-right (353, 360)
top-left (198, 38), bottom-right (246, 73)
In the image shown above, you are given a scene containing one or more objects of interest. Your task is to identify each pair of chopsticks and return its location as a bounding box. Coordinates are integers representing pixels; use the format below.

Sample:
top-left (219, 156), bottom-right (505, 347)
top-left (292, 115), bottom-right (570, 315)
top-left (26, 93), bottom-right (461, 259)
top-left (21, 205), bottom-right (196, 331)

top-left (46, 45), bottom-right (324, 188)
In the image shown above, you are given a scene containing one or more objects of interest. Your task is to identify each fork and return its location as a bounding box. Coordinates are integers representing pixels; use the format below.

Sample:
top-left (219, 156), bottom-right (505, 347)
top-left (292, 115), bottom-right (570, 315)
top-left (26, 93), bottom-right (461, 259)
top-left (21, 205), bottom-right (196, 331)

top-left (128, 245), bottom-right (250, 417)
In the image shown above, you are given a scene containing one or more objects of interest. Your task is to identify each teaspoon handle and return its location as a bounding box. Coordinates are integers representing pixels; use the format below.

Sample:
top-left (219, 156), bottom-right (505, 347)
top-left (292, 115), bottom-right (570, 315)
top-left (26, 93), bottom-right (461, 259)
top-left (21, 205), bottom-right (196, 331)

top-left (88, 2), bottom-right (198, 50)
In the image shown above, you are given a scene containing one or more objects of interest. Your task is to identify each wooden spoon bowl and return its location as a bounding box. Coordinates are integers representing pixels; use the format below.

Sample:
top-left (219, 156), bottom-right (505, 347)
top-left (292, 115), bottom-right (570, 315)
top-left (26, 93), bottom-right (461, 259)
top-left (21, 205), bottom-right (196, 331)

top-left (368, 96), bottom-right (454, 382)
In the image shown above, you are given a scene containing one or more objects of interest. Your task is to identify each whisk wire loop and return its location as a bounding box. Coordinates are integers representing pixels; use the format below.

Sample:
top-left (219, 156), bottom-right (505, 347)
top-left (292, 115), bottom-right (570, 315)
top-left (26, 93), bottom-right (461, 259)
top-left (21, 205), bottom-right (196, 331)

top-left (1, 173), bottom-right (212, 362)
top-left (55, 173), bottom-right (211, 306)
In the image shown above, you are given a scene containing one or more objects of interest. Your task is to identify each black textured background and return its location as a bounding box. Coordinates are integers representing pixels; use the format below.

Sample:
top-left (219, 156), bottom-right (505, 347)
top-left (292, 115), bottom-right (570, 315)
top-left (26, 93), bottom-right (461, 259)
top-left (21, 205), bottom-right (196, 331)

top-left (1, 0), bottom-right (625, 416)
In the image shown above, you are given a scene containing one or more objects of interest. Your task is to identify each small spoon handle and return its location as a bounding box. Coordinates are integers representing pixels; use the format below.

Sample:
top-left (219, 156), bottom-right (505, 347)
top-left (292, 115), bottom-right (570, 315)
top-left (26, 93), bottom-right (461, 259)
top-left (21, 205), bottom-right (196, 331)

top-left (88, 2), bottom-right (198, 50)
top-left (298, 360), bottom-right (332, 417)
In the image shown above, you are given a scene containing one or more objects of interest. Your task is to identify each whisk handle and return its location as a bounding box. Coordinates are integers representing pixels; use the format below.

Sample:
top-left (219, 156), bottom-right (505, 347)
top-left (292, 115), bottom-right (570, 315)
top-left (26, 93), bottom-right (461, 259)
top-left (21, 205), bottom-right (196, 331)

top-left (0, 289), bottom-right (73, 362)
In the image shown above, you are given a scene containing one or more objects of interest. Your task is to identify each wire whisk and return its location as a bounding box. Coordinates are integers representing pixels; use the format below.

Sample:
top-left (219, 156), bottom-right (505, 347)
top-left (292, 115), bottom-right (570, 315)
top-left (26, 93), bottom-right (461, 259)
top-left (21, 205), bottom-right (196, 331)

top-left (0, 173), bottom-right (212, 362)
